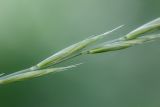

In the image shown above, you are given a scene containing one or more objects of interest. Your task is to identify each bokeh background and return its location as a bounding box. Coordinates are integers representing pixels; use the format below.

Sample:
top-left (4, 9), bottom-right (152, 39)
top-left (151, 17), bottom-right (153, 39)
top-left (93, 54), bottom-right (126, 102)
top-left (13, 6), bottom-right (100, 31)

top-left (0, 0), bottom-right (160, 107)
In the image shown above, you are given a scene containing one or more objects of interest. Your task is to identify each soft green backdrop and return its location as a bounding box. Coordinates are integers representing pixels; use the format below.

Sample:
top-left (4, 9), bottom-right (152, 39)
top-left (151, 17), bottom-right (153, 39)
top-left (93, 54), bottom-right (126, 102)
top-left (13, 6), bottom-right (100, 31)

top-left (0, 0), bottom-right (160, 107)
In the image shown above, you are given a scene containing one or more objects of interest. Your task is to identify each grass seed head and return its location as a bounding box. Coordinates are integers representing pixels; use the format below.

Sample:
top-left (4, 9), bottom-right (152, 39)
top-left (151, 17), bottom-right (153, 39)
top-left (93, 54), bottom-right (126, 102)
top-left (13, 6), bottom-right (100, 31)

top-left (125, 18), bottom-right (160, 40)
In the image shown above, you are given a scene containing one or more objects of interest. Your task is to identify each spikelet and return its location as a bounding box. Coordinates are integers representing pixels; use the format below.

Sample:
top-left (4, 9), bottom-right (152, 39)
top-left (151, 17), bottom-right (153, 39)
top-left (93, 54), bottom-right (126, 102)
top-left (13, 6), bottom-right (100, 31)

top-left (125, 18), bottom-right (160, 40)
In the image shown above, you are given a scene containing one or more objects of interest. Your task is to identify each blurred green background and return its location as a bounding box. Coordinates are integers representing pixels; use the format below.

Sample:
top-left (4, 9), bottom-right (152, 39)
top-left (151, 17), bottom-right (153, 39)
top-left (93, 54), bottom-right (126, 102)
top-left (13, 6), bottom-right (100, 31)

top-left (0, 0), bottom-right (160, 107)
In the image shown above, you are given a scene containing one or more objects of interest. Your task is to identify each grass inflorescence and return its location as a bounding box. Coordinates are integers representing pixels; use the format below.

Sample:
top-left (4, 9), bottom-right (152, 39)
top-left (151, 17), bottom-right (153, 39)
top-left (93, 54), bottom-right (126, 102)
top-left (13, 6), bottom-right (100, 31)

top-left (0, 18), bottom-right (160, 85)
